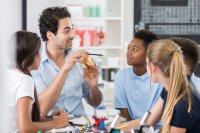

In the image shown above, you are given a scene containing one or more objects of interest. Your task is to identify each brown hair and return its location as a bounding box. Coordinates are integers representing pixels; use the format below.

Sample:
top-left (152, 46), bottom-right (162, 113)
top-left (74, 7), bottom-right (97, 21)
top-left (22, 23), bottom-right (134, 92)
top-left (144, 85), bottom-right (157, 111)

top-left (147, 39), bottom-right (192, 133)
top-left (15, 31), bottom-right (41, 122)
top-left (171, 38), bottom-right (200, 76)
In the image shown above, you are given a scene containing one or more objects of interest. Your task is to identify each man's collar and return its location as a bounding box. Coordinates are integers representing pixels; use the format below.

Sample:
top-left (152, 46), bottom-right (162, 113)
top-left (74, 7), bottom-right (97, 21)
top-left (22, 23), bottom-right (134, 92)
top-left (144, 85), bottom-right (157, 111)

top-left (41, 44), bottom-right (73, 63)
top-left (41, 44), bottom-right (48, 62)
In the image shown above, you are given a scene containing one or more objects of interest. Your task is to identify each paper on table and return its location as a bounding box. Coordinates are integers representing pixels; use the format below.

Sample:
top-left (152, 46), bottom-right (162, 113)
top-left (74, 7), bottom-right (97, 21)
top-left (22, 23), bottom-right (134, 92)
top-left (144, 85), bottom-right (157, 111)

top-left (46, 125), bottom-right (74, 133)
top-left (69, 116), bottom-right (114, 126)
top-left (69, 116), bottom-right (95, 126)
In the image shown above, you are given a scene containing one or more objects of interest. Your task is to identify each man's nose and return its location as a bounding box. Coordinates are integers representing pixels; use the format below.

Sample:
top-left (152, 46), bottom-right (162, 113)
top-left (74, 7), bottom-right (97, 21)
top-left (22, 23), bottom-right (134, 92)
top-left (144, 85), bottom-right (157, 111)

top-left (69, 29), bottom-right (75, 38)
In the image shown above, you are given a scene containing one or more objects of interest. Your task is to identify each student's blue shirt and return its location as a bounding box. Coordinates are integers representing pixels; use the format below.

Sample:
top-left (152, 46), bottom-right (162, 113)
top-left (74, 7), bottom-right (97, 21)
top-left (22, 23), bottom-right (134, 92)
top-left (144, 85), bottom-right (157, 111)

top-left (31, 46), bottom-right (89, 115)
top-left (161, 88), bottom-right (200, 133)
top-left (114, 67), bottom-right (163, 119)
top-left (191, 74), bottom-right (200, 92)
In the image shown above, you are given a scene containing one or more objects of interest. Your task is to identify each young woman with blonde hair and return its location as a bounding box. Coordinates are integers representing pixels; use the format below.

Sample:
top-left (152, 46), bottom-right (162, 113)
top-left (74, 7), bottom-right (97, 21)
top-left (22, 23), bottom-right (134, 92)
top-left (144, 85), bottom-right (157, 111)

top-left (146, 39), bottom-right (200, 133)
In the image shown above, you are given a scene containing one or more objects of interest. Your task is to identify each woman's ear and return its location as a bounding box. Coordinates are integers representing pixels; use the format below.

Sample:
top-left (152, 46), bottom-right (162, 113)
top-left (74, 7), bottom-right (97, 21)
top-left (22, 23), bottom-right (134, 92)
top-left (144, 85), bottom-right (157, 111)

top-left (150, 63), bottom-right (157, 73)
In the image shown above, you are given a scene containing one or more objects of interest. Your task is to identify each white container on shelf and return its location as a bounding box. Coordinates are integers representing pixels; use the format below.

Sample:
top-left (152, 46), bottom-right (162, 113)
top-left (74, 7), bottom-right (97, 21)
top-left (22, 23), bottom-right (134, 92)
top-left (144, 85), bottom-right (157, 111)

top-left (67, 0), bottom-right (125, 71)
top-left (67, 4), bottom-right (83, 18)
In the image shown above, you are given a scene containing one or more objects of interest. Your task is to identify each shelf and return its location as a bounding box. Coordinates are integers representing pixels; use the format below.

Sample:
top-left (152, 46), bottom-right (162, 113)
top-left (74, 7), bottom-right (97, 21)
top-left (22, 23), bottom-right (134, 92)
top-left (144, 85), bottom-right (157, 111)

top-left (102, 65), bottom-right (122, 69)
top-left (74, 45), bottom-right (122, 50)
top-left (72, 17), bottom-right (122, 21)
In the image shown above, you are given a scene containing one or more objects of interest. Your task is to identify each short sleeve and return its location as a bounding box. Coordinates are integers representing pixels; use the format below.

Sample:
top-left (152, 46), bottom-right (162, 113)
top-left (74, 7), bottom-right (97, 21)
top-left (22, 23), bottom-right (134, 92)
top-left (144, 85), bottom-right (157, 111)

top-left (160, 89), bottom-right (166, 100)
top-left (170, 99), bottom-right (198, 129)
top-left (15, 76), bottom-right (35, 104)
top-left (114, 71), bottom-right (127, 109)
top-left (31, 70), bottom-right (47, 94)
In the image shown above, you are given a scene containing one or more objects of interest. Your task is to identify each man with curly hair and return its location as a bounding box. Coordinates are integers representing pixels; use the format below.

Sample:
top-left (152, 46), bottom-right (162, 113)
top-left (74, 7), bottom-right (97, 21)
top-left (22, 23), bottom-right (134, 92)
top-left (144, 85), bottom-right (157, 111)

top-left (31, 7), bottom-right (102, 116)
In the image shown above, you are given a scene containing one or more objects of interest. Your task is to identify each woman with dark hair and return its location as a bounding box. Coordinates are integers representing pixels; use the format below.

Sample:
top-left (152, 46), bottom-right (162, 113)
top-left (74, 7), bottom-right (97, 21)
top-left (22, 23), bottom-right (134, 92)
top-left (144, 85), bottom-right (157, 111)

top-left (3, 31), bottom-right (68, 133)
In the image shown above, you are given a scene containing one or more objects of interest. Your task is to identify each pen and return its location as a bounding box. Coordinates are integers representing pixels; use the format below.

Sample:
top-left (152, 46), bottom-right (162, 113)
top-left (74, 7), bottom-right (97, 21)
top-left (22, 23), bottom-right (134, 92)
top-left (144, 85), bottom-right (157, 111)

top-left (87, 53), bottom-right (103, 56)
top-left (140, 111), bottom-right (151, 125)
top-left (45, 114), bottom-right (81, 119)
top-left (68, 114), bottom-right (81, 119)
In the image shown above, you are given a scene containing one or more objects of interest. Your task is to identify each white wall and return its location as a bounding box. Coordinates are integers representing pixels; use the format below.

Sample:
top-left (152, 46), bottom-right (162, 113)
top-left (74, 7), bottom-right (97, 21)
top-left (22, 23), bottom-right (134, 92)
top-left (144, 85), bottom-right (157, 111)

top-left (27, 0), bottom-right (133, 44)
top-left (0, 0), bottom-right (22, 130)
top-left (0, 0), bottom-right (22, 67)
top-left (123, 0), bottom-right (133, 45)
top-left (27, 0), bottom-right (66, 36)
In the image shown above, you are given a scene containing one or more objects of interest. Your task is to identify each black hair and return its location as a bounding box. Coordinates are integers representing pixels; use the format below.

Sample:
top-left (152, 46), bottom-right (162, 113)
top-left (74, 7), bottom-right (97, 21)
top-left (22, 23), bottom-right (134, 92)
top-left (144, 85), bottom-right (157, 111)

top-left (134, 30), bottom-right (160, 49)
top-left (15, 31), bottom-right (41, 122)
top-left (39, 6), bottom-right (71, 42)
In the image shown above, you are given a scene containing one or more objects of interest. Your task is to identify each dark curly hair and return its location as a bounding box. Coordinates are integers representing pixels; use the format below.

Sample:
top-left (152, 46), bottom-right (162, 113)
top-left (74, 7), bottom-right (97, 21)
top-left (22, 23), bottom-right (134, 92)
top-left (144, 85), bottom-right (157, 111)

top-left (134, 30), bottom-right (160, 49)
top-left (39, 6), bottom-right (71, 42)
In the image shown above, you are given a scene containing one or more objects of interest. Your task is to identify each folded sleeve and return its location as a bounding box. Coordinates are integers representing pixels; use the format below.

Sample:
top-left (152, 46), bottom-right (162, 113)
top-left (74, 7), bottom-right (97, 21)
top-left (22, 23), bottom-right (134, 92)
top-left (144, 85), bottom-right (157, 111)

top-left (31, 70), bottom-right (47, 94)
top-left (82, 81), bottom-right (90, 102)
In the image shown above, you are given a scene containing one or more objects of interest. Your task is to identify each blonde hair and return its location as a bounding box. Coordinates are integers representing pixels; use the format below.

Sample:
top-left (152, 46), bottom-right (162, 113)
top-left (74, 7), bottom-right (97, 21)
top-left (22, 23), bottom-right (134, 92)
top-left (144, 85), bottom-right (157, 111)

top-left (147, 39), bottom-right (192, 133)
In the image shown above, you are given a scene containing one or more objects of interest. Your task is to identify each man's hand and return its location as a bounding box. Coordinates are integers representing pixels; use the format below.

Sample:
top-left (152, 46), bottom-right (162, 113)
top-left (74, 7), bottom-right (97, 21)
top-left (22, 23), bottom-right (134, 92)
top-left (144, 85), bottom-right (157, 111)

top-left (63, 50), bottom-right (88, 71)
top-left (83, 64), bottom-right (99, 90)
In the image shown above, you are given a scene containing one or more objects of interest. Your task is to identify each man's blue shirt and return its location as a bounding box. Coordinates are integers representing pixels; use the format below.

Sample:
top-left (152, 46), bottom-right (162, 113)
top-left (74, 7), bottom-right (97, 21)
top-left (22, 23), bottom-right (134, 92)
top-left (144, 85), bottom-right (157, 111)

top-left (31, 45), bottom-right (89, 115)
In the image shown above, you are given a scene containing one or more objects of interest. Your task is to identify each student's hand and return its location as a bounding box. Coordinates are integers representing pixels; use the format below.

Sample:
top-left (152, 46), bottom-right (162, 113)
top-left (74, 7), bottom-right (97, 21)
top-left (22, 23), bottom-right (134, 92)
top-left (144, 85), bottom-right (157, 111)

top-left (83, 64), bottom-right (99, 90)
top-left (53, 110), bottom-right (68, 128)
top-left (51, 110), bottom-right (63, 117)
top-left (117, 119), bottom-right (141, 132)
top-left (116, 121), bottom-right (132, 132)
top-left (63, 50), bottom-right (88, 71)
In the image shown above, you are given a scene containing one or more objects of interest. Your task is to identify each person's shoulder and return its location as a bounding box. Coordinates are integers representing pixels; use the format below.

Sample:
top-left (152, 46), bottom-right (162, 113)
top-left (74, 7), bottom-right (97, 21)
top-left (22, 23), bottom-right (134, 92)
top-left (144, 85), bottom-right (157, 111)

top-left (116, 67), bottom-right (132, 76)
top-left (174, 93), bottom-right (197, 113)
top-left (6, 69), bottom-right (33, 83)
top-left (5, 69), bottom-right (34, 93)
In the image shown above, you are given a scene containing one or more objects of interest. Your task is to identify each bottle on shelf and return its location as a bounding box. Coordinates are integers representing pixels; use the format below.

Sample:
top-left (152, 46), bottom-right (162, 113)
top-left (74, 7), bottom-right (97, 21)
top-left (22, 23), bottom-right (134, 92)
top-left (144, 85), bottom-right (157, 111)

top-left (75, 28), bottom-right (85, 47)
top-left (95, 5), bottom-right (101, 17)
top-left (96, 26), bottom-right (105, 45)
top-left (83, 4), bottom-right (90, 17)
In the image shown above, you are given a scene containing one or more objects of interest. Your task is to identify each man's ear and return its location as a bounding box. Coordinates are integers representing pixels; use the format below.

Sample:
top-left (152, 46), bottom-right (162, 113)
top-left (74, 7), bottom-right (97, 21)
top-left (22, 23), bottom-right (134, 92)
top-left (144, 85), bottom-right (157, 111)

top-left (46, 31), bottom-right (55, 40)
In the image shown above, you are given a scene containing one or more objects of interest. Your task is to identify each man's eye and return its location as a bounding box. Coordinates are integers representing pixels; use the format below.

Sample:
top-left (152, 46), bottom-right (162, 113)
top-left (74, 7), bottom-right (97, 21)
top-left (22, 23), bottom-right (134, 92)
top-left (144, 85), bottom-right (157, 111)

top-left (64, 27), bottom-right (73, 34)
top-left (132, 48), bottom-right (138, 52)
top-left (65, 29), bottom-right (70, 33)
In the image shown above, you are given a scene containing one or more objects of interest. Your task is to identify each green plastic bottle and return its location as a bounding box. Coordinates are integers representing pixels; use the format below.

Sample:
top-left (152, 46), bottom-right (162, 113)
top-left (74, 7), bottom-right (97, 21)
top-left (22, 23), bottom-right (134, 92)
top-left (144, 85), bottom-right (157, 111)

top-left (37, 131), bottom-right (42, 133)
